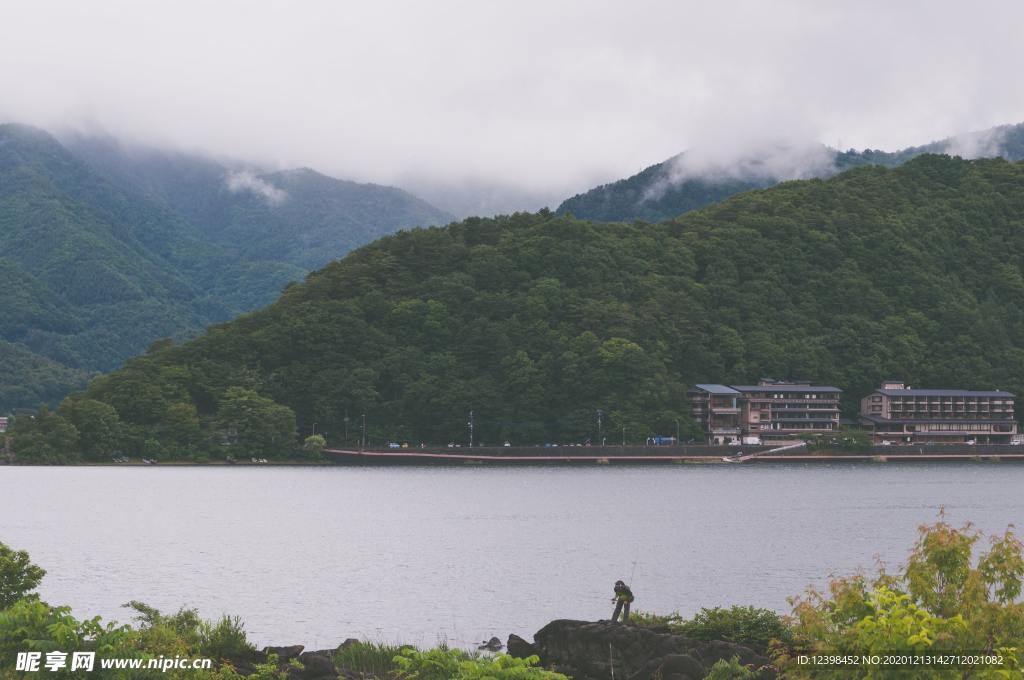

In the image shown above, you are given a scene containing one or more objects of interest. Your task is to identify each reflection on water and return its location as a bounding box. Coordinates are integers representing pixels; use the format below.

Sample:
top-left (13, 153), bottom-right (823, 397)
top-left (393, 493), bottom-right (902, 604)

top-left (1, 463), bottom-right (1022, 646)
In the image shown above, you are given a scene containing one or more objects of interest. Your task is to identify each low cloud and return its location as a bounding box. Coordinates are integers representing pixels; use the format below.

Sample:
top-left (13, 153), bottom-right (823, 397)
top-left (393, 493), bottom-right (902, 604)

top-left (224, 171), bottom-right (288, 205)
top-left (942, 126), bottom-right (1009, 159)
top-left (665, 138), bottom-right (836, 184)
top-left (1, 2), bottom-right (1023, 202)
top-left (644, 123), bottom-right (1013, 203)
top-left (643, 130), bottom-right (838, 202)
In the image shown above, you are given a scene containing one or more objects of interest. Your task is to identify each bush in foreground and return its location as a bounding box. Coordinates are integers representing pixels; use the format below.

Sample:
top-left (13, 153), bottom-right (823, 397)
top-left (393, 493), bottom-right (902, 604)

top-left (393, 645), bottom-right (568, 679)
top-left (630, 605), bottom-right (792, 655)
top-left (775, 512), bottom-right (1024, 678)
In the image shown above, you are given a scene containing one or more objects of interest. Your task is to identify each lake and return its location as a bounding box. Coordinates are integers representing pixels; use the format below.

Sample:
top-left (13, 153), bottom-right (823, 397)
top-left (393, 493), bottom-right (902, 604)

top-left (1, 463), bottom-right (1022, 648)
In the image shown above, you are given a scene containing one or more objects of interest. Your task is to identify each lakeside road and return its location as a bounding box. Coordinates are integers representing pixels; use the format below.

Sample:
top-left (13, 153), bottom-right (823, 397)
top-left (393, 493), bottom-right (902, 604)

top-left (321, 444), bottom-right (1024, 465)
top-left (7, 444), bottom-right (1024, 465)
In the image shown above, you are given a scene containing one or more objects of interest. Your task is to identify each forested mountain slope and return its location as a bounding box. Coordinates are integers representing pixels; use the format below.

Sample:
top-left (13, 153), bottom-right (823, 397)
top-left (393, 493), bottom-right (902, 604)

top-left (0, 124), bottom-right (223, 408)
top-left (63, 134), bottom-right (454, 273)
top-left (0, 125), bottom-right (451, 411)
top-left (36, 154), bottom-right (1024, 458)
top-left (557, 123), bottom-right (1024, 222)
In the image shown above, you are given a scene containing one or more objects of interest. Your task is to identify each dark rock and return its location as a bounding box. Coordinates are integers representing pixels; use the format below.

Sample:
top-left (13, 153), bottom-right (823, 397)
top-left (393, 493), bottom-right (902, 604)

top-left (640, 653), bottom-right (705, 680)
top-left (478, 636), bottom-right (503, 651)
top-left (263, 645), bottom-right (304, 663)
top-left (528, 619), bottom-right (774, 680)
top-left (306, 648), bottom-right (340, 659)
top-left (297, 652), bottom-right (338, 679)
top-left (506, 633), bottom-right (538, 659)
top-left (338, 638), bottom-right (361, 650)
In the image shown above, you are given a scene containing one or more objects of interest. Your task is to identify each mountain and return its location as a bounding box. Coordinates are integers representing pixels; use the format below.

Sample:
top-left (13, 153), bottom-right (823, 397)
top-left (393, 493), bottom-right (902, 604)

top-left (62, 134), bottom-right (454, 272)
top-left (0, 124), bottom-right (452, 412)
top-left (0, 123), bottom-right (222, 408)
top-left (557, 123), bottom-right (1024, 222)
top-left (32, 154), bottom-right (1024, 460)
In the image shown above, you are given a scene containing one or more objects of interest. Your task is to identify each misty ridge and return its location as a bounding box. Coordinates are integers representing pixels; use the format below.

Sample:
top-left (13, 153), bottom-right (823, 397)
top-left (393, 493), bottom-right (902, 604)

top-left (40, 117), bottom-right (1024, 222)
top-left (0, 123), bottom-right (452, 412)
top-left (558, 122), bottom-right (1024, 222)
top-left (669, 123), bottom-right (1011, 185)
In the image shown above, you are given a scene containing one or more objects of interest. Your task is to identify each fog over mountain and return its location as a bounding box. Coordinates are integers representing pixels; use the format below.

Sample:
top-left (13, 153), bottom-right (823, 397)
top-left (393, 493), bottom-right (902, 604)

top-left (2, 1), bottom-right (1024, 214)
top-left (0, 124), bottom-right (451, 411)
top-left (558, 122), bottom-right (1024, 222)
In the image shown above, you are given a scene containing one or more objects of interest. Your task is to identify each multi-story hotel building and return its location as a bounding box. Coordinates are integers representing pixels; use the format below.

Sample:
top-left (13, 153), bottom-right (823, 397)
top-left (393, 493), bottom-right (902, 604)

top-left (688, 379), bottom-right (842, 444)
top-left (859, 381), bottom-right (1018, 444)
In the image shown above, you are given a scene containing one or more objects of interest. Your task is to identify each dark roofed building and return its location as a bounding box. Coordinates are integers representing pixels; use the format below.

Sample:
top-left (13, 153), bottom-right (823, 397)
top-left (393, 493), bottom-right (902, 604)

top-left (687, 384), bottom-right (742, 444)
top-left (688, 379), bottom-right (841, 444)
top-left (859, 381), bottom-right (1018, 444)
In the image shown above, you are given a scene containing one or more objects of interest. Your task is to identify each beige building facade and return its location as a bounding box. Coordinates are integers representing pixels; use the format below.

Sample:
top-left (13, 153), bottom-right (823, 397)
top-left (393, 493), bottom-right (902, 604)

top-left (688, 379), bottom-right (842, 444)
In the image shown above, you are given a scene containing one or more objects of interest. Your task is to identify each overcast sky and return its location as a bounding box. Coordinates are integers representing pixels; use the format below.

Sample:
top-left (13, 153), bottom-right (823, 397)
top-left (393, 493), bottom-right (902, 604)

top-left (2, 0), bottom-right (1023, 200)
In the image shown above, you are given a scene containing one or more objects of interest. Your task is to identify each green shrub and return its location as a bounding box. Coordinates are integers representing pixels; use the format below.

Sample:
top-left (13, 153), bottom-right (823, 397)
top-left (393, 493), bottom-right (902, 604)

top-left (777, 515), bottom-right (1024, 677)
top-left (0, 541), bottom-right (46, 609)
top-left (124, 601), bottom-right (203, 649)
top-left (704, 655), bottom-right (758, 679)
top-left (333, 640), bottom-right (405, 676)
top-left (674, 606), bottom-right (793, 653)
top-left (0, 598), bottom-right (139, 678)
top-left (242, 653), bottom-right (298, 680)
top-left (631, 605), bottom-right (791, 654)
top-left (393, 646), bottom-right (567, 679)
top-left (200, 615), bottom-right (254, 661)
top-left (627, 608), bottom-right (684, 628)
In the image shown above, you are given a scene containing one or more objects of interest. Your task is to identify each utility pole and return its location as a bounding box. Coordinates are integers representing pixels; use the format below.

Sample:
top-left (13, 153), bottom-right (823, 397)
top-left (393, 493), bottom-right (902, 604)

top-left (597, 409), bottom-right (603, 446)
top-left (312, 422), bottom-right (317, 437)
top-left (674, 418), bottom-right (679, 444)
top-left (622, 426), bottom-right (626, 446)
top-left (468, 410), bottom-right (474, 448)
top-left (361, 413), bottom-right (366, 451)
top-left (344, 410), bottom-right (349, 446)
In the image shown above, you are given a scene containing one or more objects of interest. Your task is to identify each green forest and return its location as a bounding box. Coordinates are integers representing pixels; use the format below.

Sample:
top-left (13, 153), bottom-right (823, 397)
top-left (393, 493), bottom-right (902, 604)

top-left (10, 154), bottom-right (1024, 461)
top-left (0, 124), bottom-right (452, 412)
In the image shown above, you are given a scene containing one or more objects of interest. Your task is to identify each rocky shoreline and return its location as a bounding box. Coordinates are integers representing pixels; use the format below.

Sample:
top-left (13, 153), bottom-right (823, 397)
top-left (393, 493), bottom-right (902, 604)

top-left (237, 619), bottom-right (774, 680)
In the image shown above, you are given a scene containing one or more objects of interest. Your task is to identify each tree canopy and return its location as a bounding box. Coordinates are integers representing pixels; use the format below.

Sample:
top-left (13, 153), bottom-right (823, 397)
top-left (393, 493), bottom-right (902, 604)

top-left (9, 154), bottom-right (1021, 459)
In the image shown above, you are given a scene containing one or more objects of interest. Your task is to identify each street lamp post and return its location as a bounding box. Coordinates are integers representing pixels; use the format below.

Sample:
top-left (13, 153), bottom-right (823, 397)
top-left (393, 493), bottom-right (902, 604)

top-left (468, 410), bottom-right (475, 448)
top-left (622, 426), bottom-right (626, 446)
top-left (361, 413), bottom-right (366, 451)
top-left (674, 419), bottom-right (679, 444)
top-left (596, 409), bottom-right (602, 447)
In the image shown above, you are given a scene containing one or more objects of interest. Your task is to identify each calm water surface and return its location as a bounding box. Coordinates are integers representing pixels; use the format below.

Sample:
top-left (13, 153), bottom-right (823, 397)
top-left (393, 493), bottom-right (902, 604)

top-left (1, 463), bottom-right (1022, 648)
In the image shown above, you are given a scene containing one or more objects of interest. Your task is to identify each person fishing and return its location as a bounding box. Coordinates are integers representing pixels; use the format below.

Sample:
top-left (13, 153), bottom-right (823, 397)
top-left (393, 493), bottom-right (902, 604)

top-left (611, 580), bottom-right (634, 622)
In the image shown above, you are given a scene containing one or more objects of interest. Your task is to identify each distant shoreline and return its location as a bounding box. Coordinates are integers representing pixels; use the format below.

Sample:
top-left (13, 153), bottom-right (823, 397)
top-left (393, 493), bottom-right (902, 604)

top-left (323, 446), bottom-right (1024, 465)
top-left (7, 445), bottom-right (1024, 466)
